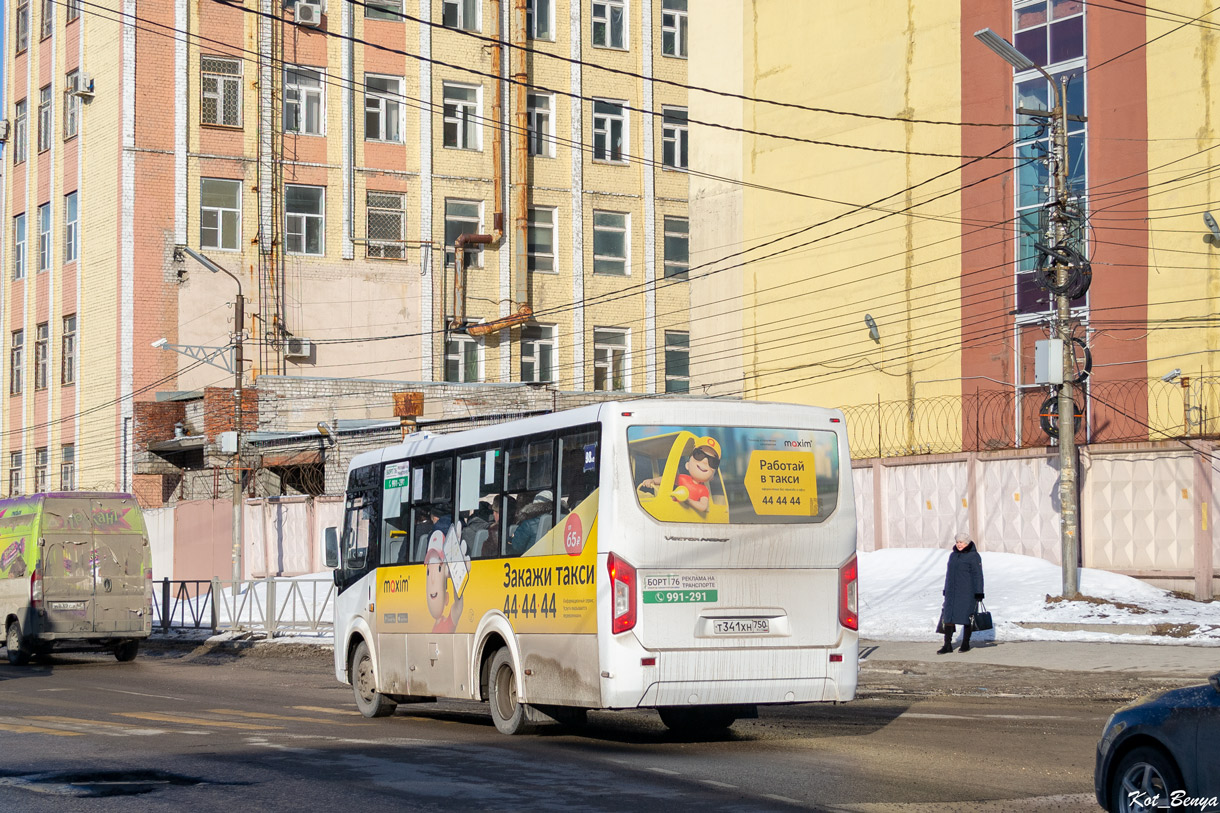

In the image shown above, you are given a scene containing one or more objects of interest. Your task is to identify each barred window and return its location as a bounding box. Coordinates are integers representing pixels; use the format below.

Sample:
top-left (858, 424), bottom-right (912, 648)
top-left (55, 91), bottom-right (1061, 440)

top-left (202, 56), bottom-right (242, 127)
top-left (367, 191), bottom-right (406, 259)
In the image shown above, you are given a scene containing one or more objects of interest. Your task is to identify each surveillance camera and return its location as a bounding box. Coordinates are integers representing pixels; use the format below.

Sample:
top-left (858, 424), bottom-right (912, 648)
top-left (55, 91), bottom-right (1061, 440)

top-left (1161, 368), bottom-right (1181, 382)
top-left (151, 338), bottom-right (168, 349)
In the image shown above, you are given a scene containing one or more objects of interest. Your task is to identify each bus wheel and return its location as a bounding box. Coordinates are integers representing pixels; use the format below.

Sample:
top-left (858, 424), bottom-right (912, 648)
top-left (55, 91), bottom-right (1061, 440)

top-left (658, 706), bottom-right (737, 735)
top-left (488, 649), bottom-right (533, 735)
top-left (6, 622), bottom-right (30, 666)
top-left (351, 641), bottom-right (397, 718)
top-left (114, 641), bottom-right (140, 662)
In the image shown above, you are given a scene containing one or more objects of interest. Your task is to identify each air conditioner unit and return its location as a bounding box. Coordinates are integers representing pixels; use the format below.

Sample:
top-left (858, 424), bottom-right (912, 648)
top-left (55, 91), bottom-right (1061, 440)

top-left (72, 73), bottom-right (95, 99)
top-left (295, 0), bottom-right (323, 26)
top-left (0, 121), bottom-right (9, 142)
top-left (284, 337), bottom-right (313, 359)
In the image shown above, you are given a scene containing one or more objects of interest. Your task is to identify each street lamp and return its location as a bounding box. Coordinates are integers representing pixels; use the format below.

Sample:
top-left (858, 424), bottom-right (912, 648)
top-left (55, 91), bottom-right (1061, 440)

top-left (974, 28), bottom-right (1081, 598)
top-left (317, 421), bottom-right (339, 494)
top-left (176, 246), bottom-right (246, 592)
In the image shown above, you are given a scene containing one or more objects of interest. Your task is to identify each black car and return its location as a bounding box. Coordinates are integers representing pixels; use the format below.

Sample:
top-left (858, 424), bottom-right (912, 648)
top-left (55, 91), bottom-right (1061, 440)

top-left (1095, 671), bottom-right (1220, 813)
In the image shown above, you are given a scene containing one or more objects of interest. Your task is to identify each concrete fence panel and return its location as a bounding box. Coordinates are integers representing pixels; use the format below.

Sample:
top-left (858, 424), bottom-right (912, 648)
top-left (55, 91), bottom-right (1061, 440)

top-left (977, 454), bottom-right (1061, 562)
top-left (882, 460), bottom-right (969, 548)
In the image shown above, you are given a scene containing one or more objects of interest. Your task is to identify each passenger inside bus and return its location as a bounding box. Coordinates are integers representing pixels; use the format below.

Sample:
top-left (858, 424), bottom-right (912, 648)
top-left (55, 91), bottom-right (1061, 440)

top-left (509, 490), bottom-right (554, 556)
top-left (461, 501), bottom-right (495, 558)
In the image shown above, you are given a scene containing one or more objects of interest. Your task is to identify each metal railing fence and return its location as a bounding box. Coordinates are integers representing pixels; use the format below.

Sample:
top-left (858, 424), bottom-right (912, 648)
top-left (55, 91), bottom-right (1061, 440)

top-left (151, 577), bottom-right (334, 637)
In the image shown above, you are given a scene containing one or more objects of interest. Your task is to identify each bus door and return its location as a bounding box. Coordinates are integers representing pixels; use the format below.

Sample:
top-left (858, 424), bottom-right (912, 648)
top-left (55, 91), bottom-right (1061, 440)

top-left (404, 454), bottom-right (459, 698)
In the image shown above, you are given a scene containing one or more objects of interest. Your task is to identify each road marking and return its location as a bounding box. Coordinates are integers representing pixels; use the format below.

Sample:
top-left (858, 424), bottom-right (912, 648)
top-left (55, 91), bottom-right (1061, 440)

top-left (0, 718), bottom-right (83, 736)
top-left (700, 780), bottom-right (737, 789)
top-left (114, 712), bottom-right (278, 730)
top-left (647, 767), bottom-right (680, 776)
top-left (292, 706), bottom-right (355, 716)
top-left (208, 709), bottom-right (365, 726)
top-left (25, 716), bottom-right (166, 736)
top-left (92, 688), bottom-right (186, 702)
top-left (763, 793), bottom-right (804, 806)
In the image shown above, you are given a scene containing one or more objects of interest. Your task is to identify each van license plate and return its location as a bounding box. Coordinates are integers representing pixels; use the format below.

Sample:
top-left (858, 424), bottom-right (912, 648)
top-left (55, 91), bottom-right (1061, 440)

top-left (713, 618), bottom-right (769, 635)
top-left (51, 601), bottom-right (87, 611)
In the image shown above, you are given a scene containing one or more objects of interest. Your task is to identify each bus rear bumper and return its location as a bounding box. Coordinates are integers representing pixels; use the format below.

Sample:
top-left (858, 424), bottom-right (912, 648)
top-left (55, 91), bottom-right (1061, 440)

top-left (637, 677), bottom-right (843, 707)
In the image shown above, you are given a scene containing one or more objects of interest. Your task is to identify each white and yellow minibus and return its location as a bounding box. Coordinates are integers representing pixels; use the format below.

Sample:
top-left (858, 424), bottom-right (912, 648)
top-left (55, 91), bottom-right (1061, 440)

top-left (327, 399), bottom-right (857, 734)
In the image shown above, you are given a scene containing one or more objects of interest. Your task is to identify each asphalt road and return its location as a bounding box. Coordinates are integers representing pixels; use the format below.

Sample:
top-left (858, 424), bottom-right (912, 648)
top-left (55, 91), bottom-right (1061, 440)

top-left (0, 640), bottom-right (1174, 812)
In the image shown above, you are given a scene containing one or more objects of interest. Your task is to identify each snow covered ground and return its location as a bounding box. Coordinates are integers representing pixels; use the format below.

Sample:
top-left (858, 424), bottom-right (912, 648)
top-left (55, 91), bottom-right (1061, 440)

top-left (859, 548), bottom-right (1220, 646)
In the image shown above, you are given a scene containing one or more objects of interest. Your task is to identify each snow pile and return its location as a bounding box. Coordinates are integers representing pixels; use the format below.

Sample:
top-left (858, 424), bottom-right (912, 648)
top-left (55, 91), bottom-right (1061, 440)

top-left (858, 548), bottom-right (1220, 645)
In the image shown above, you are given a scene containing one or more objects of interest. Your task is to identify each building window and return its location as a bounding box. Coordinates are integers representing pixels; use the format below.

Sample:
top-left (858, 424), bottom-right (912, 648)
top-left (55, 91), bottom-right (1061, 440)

top-left (38, 86), bottom-right (52, 153)
top-left (64, 191), bottom-right (78, 263)
top-left (662, 106), bottom-right (688, 170)
top-left (11, 331), bottom-right (24, 395)
top-left (664, 330), bottom-right (690, 393)
top-left (592, 0), bottom-right (626, 49)
top-left (593, 328), bottom-right (628, 391)
top-left (38, 203), bottom-right (51, 272)
top-left (64, 71), bottom-right (81, 139)
top-left (13, 214), bottom-right (26, 280)
top-left (201, 178), bottom-right (242, 251)
top-left (34, 323), bottom-right (48, 391)
top-left (1015, 0), bottom-right (1084, 67)
top-left (9, 452), bottom-right (22, 497)
top-left (592, 210), bottom-right (628, 275)
top-left (442, 0), bottom-right (479, 31)
top-left (527, 93), bottom-right (554, 158)
top-left (442, 83), bottom-right (481, 150)
top-left (444, 199), bottom-right (482, 268)
top-left (202, 56), bottom-right (242, 128)
top-left (663, 216), bottom-right (688, 279)
top-left (40, 0), bottom-right (52, 39)
top-left (60, 445), bottom-right (75, 490)
top-left (365, 74), bottom-right (404, 142)
top-left (62, 314), bottom-right (76, 385)
top-left (521, 324), bottom-right (555, 383)
top-left (526, 0), bottom-right (552, 39)
top-left (592, 99), bottom-right (626, 163)
top-left (527, 207), bottom-right (556, 272)
top-left (365, 0), bottom-right (402, 19)
top-left (285, 185), bottom-right (325, 255)
top-left (445, 333), bottom-right (482, 382)
top-left (284, 66), bottom-right (324, 135)
top-left (367, 191), bottom-right (407, 259)
top-left (13, 100), bottom-right (28, 164)
top-left (661, 0), bottom-right (687, 58)
top-left (16, 2), bottom-right (29, 53)
top-left (34, 448), bottom-right (48, 493)
top-left (66, 0), bottom-right (80, 22)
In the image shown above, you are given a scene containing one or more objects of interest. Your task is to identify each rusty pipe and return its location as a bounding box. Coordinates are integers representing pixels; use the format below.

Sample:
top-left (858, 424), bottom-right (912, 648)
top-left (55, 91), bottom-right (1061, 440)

top-left (450, 231), bottom-right (498, 330)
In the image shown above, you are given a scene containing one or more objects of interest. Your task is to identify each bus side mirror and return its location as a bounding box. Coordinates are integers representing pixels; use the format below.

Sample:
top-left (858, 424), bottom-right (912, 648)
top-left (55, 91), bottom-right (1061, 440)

top-left (324, 527), bottom-right (339, 569)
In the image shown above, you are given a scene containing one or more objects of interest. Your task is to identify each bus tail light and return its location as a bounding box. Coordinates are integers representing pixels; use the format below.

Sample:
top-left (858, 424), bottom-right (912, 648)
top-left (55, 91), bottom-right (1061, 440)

top-left (608, 553), bottom-right (637, 634)
top-left (30, 570), bottom-right (43, 612)
top-left (838, 555), bottom-right (858, 631)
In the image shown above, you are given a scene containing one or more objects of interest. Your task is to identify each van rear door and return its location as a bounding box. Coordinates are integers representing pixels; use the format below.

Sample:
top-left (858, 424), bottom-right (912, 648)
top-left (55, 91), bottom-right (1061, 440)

top-left (88, 498), bottom-right (148, 634)
top-left (42, 532), bottom-right (96, 635)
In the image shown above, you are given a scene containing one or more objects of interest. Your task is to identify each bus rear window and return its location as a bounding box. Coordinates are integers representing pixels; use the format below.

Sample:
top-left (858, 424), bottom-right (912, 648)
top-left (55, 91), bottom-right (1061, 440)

top-left (626, 425), bottom-right (840, 525)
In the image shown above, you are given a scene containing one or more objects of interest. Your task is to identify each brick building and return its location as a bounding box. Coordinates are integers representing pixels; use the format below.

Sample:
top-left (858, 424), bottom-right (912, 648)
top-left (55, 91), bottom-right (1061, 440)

top-left (2, 0), bottom-right (691, 502)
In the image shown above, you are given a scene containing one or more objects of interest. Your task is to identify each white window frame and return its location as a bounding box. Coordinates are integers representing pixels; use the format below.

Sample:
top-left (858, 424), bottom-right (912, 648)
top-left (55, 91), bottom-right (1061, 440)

top-left (367, 190), bottom-right (407, 259)
top-left (663, 215), bottom-right (688, 279)
top-left (64, 71), bottom-right (81, 139)
top-left (364, 74), bottom-right (405, 143)
top-left (40, 0), bottom-right (52, 39)
top-left (60, 444), bottom-right (76, 490)
top-left (66, 0), bottom-right (80, 22)
top-left (445, 332), bottom-right (484, 383)
top-left (444, 198), bottom-right (483, 268)
top-left (527, 93), bottom-right (555, 158)
top-left (661, 0), bottom-right (688, 58)
top-left (61, 314), bottom-right (76, 385)
top-left (365, 0), bottom-right (403, 19)
top-left (285, 184), bottom-right (326, 256)
top-left (13, 214), bottom-right (26, 280)
top-left (10, 331), bottom-right (24, 396)
top-left (592, 210), bottom-right (628, 276)
top-left (284, 65), bottom-right (325, 136)
top-left (593, 327), bottom-right (629, 392)
top-left (37, 86), bottom-right (52, 153)
top-left (34, 323), bottom-right (48, 391)
top-left (591, 0), bottom-right (627, 50)
top-left (527, 206), bottom-right (557, 273)
top-left (661, 106), bottom-right (688, 170)
top-left (16, 1), bottom-right (29, 52)
top-left (442, 82), bottom-right (482, 151)
top-left (526, 0), bottom-right (553, 40)
top-left (9, 451), bottom-right (22, 497)
top-left (442, 0), bottom-right (480, 32)
top-left (38, 203), bottom-right (51, 272)
top-left (34, 448), bottom-right (48, 494)
top-left (201, 56), bottom-right (243, 128)
top-left (664, 330), bottom-right (690, 393)
top-left (64, 192), bottom-right (78, 263)
top-left (520, 324), bottom-right (556, 384)
top-left (592, 99), bottom-right (627, 164)
top-left (13, 100), bottom-right (28, 164)
top-left (201, 178), bottom-right (242, 252)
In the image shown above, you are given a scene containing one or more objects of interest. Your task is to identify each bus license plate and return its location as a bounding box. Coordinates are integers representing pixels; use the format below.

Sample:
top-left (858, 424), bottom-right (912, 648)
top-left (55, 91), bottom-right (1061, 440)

top-left (712, 618), bottom-right (769, 635)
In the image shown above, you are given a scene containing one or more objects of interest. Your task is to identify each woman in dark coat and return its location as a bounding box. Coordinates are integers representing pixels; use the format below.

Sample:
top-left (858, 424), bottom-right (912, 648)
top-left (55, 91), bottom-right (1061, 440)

top-left (938, 532), bottom-right (984, 654)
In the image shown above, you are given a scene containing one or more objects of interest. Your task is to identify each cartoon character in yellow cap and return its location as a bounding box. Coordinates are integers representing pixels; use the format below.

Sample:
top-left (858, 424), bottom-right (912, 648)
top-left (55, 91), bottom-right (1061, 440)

top-left (645, 436), bottom-right (721, 514)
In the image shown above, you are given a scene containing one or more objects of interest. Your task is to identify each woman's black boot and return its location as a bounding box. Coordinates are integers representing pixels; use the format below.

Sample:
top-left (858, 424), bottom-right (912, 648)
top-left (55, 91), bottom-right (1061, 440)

top-left (936, 625), bottom-right (954, 654)
top-left (960, 627), bottom-right (973, 653)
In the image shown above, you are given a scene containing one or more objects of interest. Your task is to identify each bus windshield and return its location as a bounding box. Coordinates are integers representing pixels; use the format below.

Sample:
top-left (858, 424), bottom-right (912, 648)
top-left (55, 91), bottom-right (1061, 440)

top-left (627, 424), bottom-right (840, 524)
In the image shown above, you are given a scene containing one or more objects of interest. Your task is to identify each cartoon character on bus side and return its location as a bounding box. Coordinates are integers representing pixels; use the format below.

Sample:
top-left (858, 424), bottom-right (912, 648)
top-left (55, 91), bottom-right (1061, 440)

top-left (636, 433), bottom-right (728, 523)
top-left (424, 517), bottom-right (472, 633)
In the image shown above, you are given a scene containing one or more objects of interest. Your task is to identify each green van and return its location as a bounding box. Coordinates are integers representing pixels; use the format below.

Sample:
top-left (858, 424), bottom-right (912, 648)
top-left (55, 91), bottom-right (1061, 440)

top-left (0, 493), bottom-right (152, 664)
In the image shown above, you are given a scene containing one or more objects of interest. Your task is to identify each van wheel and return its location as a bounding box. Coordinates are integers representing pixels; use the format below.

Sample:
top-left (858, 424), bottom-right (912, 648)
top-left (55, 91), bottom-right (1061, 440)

top-left (659, 706), bottom-right (738, 734)
top-left (6, 622), bottom-right (30, 666)
top-left (114, 641), bottom-right (140, 662)
top-left (351, 641), bottom-right (397, 718)
top-left (488, 648), bottom-right (533, 735)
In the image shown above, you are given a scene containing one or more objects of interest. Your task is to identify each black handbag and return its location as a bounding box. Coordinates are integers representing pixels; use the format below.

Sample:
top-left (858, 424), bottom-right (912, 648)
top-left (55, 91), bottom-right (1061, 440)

top-left (971, 601), bottom-right (993, 632)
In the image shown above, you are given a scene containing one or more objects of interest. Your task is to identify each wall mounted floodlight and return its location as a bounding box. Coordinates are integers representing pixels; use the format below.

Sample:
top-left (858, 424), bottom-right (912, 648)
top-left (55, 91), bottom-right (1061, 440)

top-left (864, 314), bottom-right (880, 343)
top-left (151, 337), bottom-right (168, 349)
top-left (1161, 368), bottom-right (1182, 382)
top-left (1204, 213), bottom-right (1220, 246)
top-left (317, 421), bottom-right (338, 446)
top-left (973, 28), bottom-right (1037, 71)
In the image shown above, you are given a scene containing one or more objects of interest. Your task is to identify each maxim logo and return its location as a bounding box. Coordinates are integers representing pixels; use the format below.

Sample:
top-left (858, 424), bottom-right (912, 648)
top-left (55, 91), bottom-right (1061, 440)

top-left (783, 439), bottom-right (813, 448)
